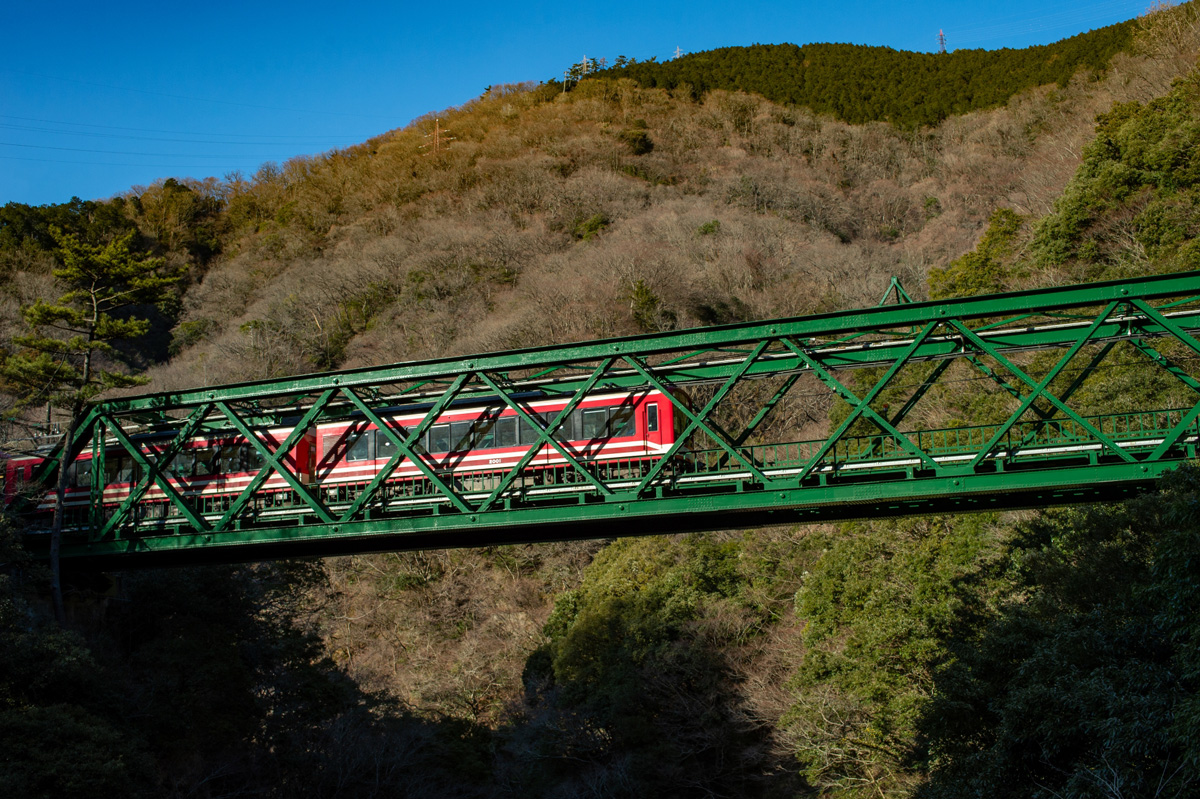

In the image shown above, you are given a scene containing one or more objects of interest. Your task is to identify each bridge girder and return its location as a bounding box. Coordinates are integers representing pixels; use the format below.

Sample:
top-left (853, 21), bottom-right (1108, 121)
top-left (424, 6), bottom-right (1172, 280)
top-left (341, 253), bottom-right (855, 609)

top-left (14, 270), bottom-right (1200, 567)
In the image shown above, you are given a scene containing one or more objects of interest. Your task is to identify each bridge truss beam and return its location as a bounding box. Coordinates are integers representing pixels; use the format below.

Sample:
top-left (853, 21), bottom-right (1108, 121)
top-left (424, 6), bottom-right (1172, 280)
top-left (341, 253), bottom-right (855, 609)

top-left (16, 271), bottom-right (1200, 567)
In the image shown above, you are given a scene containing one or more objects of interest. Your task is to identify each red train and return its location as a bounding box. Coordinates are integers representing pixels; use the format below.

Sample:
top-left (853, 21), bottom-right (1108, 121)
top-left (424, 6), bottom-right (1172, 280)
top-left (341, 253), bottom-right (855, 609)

top-left (4, 389), bottom-right (686, 528)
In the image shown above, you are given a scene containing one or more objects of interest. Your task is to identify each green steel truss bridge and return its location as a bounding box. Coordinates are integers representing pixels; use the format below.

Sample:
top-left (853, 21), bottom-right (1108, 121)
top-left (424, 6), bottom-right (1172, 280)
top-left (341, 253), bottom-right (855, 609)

top-left (16, 271), bottom-right (1200, 568)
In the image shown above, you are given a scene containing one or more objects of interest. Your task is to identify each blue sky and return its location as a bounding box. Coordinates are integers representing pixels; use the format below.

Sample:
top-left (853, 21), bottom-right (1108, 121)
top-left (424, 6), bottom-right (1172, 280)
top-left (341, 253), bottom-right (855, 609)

top-left (1, 0), bottom-right (1149, 206)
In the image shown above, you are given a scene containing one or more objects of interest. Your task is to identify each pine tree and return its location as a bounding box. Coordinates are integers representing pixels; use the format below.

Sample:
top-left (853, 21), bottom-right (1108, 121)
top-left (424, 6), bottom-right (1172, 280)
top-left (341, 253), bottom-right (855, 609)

top-left (2, 227), bottom-right (178, 621)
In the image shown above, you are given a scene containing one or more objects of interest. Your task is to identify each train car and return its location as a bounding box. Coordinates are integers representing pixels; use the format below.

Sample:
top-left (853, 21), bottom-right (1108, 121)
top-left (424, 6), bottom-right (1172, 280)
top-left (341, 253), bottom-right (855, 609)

top-left (3, 420), bottom-right (316, 526)
top-left (4, 388), bottom-right (687, 530)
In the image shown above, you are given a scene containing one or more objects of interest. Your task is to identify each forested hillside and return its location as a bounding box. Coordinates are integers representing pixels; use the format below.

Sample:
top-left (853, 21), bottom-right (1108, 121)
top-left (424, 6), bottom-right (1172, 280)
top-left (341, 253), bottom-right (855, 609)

top-left (598, 21), bottom-right (1135, 127)
top-left (2, 3), bottom-right (1200, 797)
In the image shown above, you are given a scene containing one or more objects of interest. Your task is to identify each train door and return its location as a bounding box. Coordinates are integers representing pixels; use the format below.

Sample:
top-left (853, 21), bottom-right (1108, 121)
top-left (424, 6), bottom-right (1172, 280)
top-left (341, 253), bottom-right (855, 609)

top-left (644, 396), bottom-right (662, 452)
top-left (296, 426), bottom-right (317, 485)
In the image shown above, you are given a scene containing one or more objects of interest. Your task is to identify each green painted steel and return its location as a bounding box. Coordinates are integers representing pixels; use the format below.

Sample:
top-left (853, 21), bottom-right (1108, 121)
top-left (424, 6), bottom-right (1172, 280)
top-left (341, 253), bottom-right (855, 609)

top-left (14, 270), bottom-right (1200, 567)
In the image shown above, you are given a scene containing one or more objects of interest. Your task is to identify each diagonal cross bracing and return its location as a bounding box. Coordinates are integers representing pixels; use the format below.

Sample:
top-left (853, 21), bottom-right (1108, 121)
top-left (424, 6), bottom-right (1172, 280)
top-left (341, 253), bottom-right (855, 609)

top-left (783, 323), bottom-right (941, 479)
top-left (338, 379), bottom-right (474, 517)
top-left (16, 270), bottom-right (1200, 567)
top-left (949, 315), bottom-right (1138, 466)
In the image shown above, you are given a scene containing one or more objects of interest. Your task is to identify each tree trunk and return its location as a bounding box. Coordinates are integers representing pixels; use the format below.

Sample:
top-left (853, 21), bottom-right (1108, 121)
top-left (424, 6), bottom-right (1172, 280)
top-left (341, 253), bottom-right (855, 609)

top-left (48, 412), bottom-right (79, 625)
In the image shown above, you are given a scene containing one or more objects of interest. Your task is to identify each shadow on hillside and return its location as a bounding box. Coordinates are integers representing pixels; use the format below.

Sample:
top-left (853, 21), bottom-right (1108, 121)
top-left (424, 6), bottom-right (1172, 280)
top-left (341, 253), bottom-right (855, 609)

top-left (908, 470), bottom-right (1200, 799)
top-left (0, 546), bottom-right (496, 799)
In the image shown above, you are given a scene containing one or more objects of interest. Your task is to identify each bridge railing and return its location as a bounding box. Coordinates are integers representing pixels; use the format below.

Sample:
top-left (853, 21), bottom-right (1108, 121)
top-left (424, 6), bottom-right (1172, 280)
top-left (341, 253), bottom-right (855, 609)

top-left (689, 407), bottom-right (1199, 479)
top-left (16, 270), bottom-right (1200, 565)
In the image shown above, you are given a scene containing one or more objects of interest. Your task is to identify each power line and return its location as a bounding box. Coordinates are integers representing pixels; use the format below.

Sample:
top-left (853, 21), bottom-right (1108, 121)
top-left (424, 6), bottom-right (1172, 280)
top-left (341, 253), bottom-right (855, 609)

top-left (0, 123), bottom-right (354, 148)
top-left (0, 67), bottom-right (401, 122)
top-left (0, 154), bottom-right (246, 171)
top-left (0, 114), bottom-right (369, 140)
top-left (0, 141), bottom-right (285, 159)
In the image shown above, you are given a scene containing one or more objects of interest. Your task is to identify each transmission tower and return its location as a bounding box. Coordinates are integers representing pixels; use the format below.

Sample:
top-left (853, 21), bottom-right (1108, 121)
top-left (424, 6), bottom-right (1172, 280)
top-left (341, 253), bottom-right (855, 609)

top-left (420, 118), bottom-right (455, 155)
top-left (937, 29), bottom-right (947, 54)
top-left (674, 45), bottom-right (684, 60)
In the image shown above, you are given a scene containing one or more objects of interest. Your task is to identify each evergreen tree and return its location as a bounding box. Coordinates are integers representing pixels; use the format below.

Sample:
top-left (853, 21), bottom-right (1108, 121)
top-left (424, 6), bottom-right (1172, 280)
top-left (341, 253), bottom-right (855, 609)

top-left (2, 227), bottom-right (178, 621)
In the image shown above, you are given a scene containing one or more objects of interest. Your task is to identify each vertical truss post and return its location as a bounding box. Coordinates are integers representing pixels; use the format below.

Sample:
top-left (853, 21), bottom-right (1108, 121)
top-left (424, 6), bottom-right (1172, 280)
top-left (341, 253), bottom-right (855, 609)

top-left (89, 419), bottom-right (106, 535)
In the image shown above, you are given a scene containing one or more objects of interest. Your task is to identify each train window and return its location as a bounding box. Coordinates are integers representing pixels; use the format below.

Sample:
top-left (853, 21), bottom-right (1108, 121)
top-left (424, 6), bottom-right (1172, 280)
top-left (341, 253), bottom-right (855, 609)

top-left (69, 460), bottom-right (92, 488)
top-left (428, 424), bottom-right (451, 453)
top-left (518, 415), bottom-right (539, 445)
top-left (244, 444), bottom-right (266, 471)
top-left (346, 431), bottom-right (373, 462)
top-left (322, 434), bottom-right (340, 463)
top-left (168, 451), bottom-right (195, 478)
top-left (473, 417), bottom-right (496, 450)
top-left (375, 428), bottom-right (399, 460)
top-left (610, 406), bottom-right (636, 437)
top-left (193, 447), bottom-right (219, 476)
top-left (647, 403), bottom-right (659, 433)
top-left (581, 408), bottom-right (608, 439)
top-left (541, 412), bottom-right (572, 442)
top-left (494, 417), bottom-right (518, 448)
top-left (219, 444), bottom-right (243, 473)
top-left (106, 455), bottom-right (134, 484)
top-left (450, 421), bottom-right (473, 452)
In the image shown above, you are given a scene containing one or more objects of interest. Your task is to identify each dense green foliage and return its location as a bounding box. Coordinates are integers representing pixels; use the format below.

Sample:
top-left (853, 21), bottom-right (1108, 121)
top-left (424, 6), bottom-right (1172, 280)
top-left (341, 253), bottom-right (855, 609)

top-left (783, 515), bottom-right (1007, 796)
top-left (598, 22), bottom-right (1134, 127)
top-left (521, 535), bottom-right (793, 795)
top-left (931, 66), bottom-right (1200, 298)
top-left (3, 228), bottom-right (179, 407)
top-left (0, 532), bottom-right (492, 798)
top-left (0, 178), bottom-right (224, 286)
top-left (0, 197), bottom-right (135, 253)
top-left (1030, 69), bottom-right (1200, 280)
top-left (917, 468), bottom-right (1200, 798)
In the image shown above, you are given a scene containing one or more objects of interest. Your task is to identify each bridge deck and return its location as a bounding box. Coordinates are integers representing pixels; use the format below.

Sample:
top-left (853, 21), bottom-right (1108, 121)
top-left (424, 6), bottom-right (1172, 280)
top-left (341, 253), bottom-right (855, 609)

top-left (13, 270), bottom-right (1200, 567)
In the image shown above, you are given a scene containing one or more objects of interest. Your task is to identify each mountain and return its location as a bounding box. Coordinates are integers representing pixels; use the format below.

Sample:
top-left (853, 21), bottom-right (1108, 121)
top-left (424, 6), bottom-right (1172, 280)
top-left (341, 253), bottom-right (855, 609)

top-left (596, 22), bottom-right (1136, 127)
top-left (2, 4), bottom-right (1200, 797)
